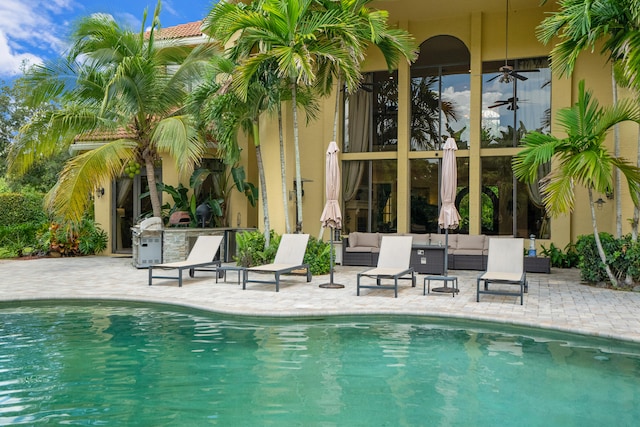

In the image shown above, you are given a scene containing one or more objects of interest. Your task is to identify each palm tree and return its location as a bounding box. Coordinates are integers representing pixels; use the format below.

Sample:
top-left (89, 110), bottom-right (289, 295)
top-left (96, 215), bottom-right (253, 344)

top-left (204, 0), bottom-right (363, 232)
top-left (538, 0), bottom-right (640, 237)
top-left (513, 80), bottom-right (640, 287)
top-left (8, 1), bottom-right (217, 224)
top-left (190, 55), bottom-right (278, 246)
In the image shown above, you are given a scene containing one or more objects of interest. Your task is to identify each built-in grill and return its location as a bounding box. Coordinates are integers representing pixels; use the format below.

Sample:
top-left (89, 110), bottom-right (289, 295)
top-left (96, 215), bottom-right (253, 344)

top-left (131, 217), bottom-right (163, 268)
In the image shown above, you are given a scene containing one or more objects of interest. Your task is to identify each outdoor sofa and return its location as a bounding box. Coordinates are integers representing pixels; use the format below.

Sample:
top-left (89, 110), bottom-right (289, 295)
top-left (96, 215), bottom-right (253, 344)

top-left (342, 232), bottom-right (550, 273)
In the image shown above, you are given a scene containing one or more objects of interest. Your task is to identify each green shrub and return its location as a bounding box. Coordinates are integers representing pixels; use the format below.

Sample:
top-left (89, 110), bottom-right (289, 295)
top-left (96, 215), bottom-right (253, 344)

top-left (576, 233), bottom-right (615, 282)
top-left (575, 233), bottom-right (640, 285)
top-left (78, 219), bottom-right (108, 255)
top-left (0, 222), bottom-right (48, 256)
top-left (236, 230), bottom-right (276, 266)
top-left (540, 242), bottom-right (579, 268)
top-left (303, 236), bottom-right (331, 275)
top-left (37, 218), bottom-right (108, 256)
top-left (0, 192), bottom-right (47, 227)
top-left (0, 247), bottom-right (17, 259)
top-left (235, 231), bottom-right (330, 275)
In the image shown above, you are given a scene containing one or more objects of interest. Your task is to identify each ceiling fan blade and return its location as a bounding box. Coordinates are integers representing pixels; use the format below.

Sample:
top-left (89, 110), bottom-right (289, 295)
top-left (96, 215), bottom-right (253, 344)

top-left (489, 101), bottom-right (507, 109)
top-left (513, 73), bottom-right (529, 81)
top-left (486, 74), bottom-right (500, 83)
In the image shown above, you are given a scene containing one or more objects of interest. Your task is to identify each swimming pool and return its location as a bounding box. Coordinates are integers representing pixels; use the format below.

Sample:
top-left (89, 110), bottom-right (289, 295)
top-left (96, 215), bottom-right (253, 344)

top-left (1, 301), bottom-right (639, 426)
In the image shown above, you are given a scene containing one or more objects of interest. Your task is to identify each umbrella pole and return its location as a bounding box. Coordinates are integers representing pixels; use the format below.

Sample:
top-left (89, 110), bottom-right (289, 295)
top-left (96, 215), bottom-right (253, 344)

top-left (444, 228), bottom-right (449, 276)
top-left (320, 227), bottom-right (344, 288)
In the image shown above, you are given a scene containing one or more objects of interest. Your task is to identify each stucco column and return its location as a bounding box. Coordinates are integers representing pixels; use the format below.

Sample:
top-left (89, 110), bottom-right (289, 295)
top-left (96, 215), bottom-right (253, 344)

top-left (468, 11), bottom-right (483, 235)
top-left (396, 20), bottom-right (411, 234)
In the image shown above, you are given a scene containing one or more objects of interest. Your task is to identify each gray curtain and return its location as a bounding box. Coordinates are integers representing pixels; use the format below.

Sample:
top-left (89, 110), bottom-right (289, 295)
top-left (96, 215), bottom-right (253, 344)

top-left (343, 89), bottom-right (371, 204)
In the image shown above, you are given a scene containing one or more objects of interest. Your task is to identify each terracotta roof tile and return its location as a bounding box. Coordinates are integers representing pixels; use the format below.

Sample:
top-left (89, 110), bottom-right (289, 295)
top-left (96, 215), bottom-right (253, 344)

top-left (153, 20), bottom-right (204, 40)
top-left (76, 129), bottom-right (135, 142)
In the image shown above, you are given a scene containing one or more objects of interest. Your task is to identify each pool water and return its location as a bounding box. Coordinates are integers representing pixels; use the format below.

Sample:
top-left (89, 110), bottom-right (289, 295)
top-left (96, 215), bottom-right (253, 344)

top-left (1, 302), bottom-right (640, 426)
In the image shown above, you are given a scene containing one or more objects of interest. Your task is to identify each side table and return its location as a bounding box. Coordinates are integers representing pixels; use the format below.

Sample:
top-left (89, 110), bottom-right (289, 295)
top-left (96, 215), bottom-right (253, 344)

top-left (424, 275), bottom-right (459, 297)
top-left (216, 265), bottom-right (245, 284)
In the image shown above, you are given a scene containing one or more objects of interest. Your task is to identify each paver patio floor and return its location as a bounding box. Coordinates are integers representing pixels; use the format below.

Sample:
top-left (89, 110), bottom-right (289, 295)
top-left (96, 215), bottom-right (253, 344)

top-left (2, 256), bottom-right (640, 343)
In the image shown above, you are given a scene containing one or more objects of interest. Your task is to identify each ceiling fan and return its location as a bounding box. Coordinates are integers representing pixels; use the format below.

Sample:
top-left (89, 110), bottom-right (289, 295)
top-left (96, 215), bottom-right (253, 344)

top-left (488, 97), bottom-right (525, 110)
top-left (487, 0), bottom-right (540, 83)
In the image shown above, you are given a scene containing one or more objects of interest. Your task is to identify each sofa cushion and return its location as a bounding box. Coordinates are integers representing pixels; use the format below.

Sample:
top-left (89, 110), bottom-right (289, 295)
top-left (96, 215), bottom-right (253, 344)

top-left (453, 249), bottom-right (485, 255)
top-left (408, 233), bottom-right (429, 245)
top-left (348, 232), bottom-right (380, 249)
top-left (358, 232), bottom-right (380, 248)
top-left (429, 233), bottom-right (457, 250)
top-left (456, 234), bottom-right (485, 250)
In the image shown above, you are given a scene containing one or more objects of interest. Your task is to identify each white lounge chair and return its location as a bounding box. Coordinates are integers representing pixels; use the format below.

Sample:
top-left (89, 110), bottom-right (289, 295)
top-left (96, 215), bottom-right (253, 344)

top-left (148, 235), bottom-right (223, 287)
top-left (357, 235), bottom-right (415, 298)
top-left (477, 238), bottom-right (528, 305)
top-left (242, 234), bottom-right (312, 292)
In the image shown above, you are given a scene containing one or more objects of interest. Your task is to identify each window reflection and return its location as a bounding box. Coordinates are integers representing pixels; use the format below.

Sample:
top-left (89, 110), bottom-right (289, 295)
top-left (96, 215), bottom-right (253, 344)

top-left (372, 72), bottom-right (399, 152)
top-left (410, 158), bottom-right (469, 234)
top-left (411, 36), bottom-right (470, 151)
top-left (342, 160), bottom-right (397, 233)
top-left (481, 156), bottom-right (549, 238)
top-left (482, 57), bottom-right (551, 148)
top-left (343, 72), bottom-right (398, 153)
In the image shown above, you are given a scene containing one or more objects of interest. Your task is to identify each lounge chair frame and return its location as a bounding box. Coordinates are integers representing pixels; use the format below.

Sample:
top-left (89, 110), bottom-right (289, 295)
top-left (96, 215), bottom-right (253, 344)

top-left (476, 238), bottom-right (528, 305)
top-left (357, 236), bottom-right (415, 298)
top-left (242, 234), bottom-right (312, 292)
top-left (148, 235), bottom-right (223, 287)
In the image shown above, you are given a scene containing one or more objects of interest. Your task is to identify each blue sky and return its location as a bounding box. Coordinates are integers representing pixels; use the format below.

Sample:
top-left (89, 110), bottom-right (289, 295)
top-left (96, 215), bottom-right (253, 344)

top-left (0, 0), bottom-right (215, 80)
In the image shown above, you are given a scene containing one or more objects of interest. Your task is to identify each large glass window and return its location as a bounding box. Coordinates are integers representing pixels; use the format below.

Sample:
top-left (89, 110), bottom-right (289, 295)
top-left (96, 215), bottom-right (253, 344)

top-left (482, 57), bottom-right (551, 147)
top-left (410, 158), bottom-right (470, 234)
top-left (343, 160), bottom-right (397, 233)
top-left (481, 156), bottom-right (549, 238)
top-left (410, 36), bottom-right (470, 150)
top-left (343, 71), bottom-right (398, 153)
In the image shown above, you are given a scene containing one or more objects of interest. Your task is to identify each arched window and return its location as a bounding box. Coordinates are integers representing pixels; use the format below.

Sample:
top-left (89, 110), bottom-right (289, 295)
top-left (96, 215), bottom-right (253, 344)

top-left (410, 36), bottom-right (471, 151)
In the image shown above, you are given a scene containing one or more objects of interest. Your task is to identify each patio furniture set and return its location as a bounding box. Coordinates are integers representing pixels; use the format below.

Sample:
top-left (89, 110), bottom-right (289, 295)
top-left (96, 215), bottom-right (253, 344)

top-left (342, 231), bottom-right (550, 274)
top-left (148, 233), bottom-right (529, 305)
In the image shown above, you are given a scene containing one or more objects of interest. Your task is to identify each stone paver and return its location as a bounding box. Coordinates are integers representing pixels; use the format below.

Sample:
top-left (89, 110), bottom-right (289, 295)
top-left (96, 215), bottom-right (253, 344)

top-left (2, 256), bottom-right (640, 343)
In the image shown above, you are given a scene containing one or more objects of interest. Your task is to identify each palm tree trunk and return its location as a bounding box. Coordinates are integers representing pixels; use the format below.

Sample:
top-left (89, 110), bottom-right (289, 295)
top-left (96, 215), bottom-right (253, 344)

top-left (278, 107), bottom-right (291, 234)
top-left (252, 121), bottom-right (270, 248)
top-left (292, 84), bottom-right (303, 232)
top-left (613, 71), bottom-right (622, 237)
top-left (589, 188), bottom-right (618, 286)
top-left (143, 155), bottom-right (162, 219)
top-left (633, 129), bottom-right (640, 242)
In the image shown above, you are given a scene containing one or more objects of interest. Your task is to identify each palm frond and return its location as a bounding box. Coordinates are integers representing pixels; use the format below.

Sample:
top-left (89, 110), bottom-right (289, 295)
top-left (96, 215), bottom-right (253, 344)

top-left (153, 115), bottom-right (205, 180)
top-left (541, 173), bottom-right (575, 217)
top-left (45, 140), bottom-right (137, 224)
top-left (512, 132), bottom-right (559, 183)
top-left (612, 157), bottom-right (640, 206)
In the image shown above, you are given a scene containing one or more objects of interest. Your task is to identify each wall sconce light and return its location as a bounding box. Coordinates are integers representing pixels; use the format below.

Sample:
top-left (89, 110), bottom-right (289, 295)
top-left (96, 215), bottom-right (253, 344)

top-left (96, 187), bottom-right (104, 198)
top-left (595, 197), bottom-right (606, 210)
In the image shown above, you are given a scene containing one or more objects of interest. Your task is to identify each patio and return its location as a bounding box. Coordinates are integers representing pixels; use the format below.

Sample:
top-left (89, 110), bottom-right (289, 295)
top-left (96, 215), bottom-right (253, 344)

top-left (1, 255), bottom-right (640, 343)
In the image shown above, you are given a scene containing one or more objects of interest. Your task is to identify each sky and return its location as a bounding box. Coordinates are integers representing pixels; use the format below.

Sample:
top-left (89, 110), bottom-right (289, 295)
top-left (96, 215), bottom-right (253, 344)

top-left (0, 0), bottom-right (215, 81)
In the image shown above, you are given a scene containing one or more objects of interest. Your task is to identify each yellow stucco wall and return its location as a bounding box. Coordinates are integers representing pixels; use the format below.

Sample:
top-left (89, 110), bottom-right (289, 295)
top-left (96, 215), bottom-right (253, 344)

top-left (93, 0), bottom-right (640, 254)
top-left (251, 0), bottom-right (639, 252)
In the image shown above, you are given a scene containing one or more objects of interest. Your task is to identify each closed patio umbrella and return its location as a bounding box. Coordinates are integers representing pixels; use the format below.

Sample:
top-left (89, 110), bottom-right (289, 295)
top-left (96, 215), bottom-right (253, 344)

top-left (319, 141), bottom-right (344, 289)
top-left (438, 137), bottom-right (461, 277)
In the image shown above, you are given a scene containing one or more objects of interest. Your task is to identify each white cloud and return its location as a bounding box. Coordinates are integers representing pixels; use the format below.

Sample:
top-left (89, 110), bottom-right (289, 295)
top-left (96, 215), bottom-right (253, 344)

top-left (0, 0), bottom-right (76, 78)
top-left (115, 12), bottom-right (143, 32)
top-left (0, 30), bottom-right (43, 76)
